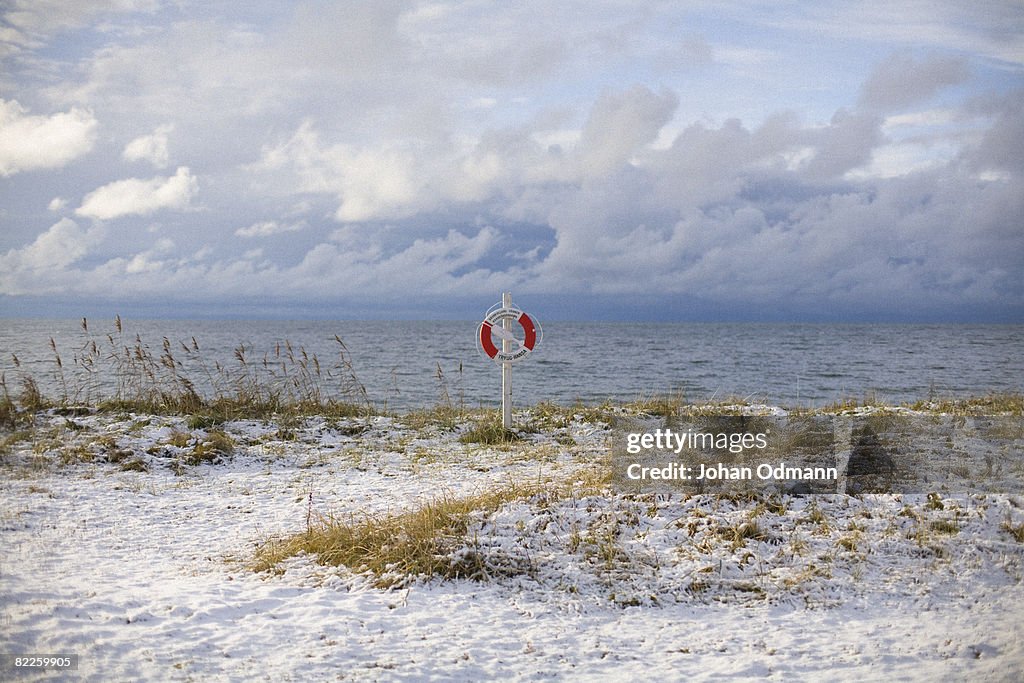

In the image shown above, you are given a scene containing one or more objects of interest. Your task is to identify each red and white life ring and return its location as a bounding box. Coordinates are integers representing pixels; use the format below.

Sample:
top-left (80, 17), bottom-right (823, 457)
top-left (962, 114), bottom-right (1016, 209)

top-left (478, 305), bottom-right (539, 363)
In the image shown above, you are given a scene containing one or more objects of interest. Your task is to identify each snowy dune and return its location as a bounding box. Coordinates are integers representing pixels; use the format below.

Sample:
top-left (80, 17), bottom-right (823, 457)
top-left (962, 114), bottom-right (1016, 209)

top-left (2, 408), bottom-right (1023, 681)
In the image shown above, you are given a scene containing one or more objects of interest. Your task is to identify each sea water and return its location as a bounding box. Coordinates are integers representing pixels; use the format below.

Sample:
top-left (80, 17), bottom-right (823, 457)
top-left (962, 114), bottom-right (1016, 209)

top-left (0, 319), bottom-right (1021, 411)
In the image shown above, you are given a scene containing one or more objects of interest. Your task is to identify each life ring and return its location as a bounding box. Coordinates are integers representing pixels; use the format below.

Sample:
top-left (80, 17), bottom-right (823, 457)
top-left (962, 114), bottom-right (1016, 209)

top-left (478, 306), bottom-right (539, 363)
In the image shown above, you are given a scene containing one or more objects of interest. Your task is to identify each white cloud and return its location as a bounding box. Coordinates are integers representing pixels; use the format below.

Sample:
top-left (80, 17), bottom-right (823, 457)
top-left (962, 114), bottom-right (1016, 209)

top-left (0, 99), bottom-right (97, 176)
top-left (75, 166), bottom-right (197, 220)
top-left (0, 218), bottom-right (105, 295)
top-left (234, 220), bottom-right (306, 238)
top-left (0, 217), bottom-right (92, 270)
top-left (122, 123), bottom-right (173, 167)
top-left (575, 85), bottom-right (678, 176)
top-left (47, 197), bottom-right (67, 212)
top-left (845, 140), bottom-right (959, 180)
top-left (123, 237), bottom-right (174, 274)
top-left (883, 109), bottom-right (957, 131)
top-left (253, 122), bottom-right (433, 222)
top-left (252, 85), bottom-right (678, 224)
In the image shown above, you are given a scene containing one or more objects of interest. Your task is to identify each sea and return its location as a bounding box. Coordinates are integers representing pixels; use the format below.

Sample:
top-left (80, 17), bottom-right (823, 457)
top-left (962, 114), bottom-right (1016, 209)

top-left (0, 319), bottom-right (1021, 411)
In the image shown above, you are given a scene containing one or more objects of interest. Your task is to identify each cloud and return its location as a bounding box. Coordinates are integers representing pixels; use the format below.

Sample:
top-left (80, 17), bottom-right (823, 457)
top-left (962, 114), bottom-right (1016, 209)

top-left (122, 123), bottom-right (173, 167)
top-left (252, 122), bottom-right (436, 222)
top-left (520, 97), bottom-right (1023, 318)
top-left (0, 99), bottom-right (97, 176)
top-left (962, 91), bottom-right (1024, 176)
top-left (0, 218), bottom-right (105, 295)
top-left (252, 84), bottom-right (679, 223)
top-left (234, 220), bottom-right (306, 238)
top-left (286, 227), bottom-right (500, 297)
top-left (235, 74), bottom-right (1022, 316)
top-left (0, 0), bottom-right (159, 57)
top-left (806, 109), bottom-right (883, 178)
top-left (766, 1), bottom-right (1024, 66)
top-left (0, 217), bottom-right (93, 270)
top-left (1, 4), bottom-right (1021, 320)
top-left (75, 166), bottom-right (197, 220)
top-left (859, 53), bottom-right (970, 111)
top-left (0, 223), bottom-right (503, 308)
top-left (576, 85), bottom-right (678, 176)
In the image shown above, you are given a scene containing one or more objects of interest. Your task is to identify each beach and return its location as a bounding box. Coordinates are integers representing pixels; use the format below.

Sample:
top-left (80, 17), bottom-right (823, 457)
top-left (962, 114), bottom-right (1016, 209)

top-left (2, 401), bottom-right (1023, 681)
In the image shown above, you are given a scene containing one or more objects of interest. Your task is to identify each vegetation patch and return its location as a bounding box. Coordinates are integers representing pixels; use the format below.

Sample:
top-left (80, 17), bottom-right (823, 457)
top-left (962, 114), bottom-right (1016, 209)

top-left (186, 430), bottom-right (235, 465)
top-left (401, 405), bottom-right (473, 432)
top-left (1001, 520), bottom-right (1024, 543)
top-left (254, 475), bottom-right (607, 587)
top-left (459, 412), bottom-right (525, 445)
top-left (120, 458), bottom-right (150, 472)
top-left (625, 393), bottom-right (687, 418)
top-left (908, 393), bottom-right (1024, 417)
top-left (3, 317), bottom-right (376, 424)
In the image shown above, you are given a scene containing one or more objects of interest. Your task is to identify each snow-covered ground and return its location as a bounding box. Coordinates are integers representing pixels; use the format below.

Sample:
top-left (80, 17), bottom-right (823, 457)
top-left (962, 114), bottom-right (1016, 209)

top-left (2, 408), bottom-right (1023, 681)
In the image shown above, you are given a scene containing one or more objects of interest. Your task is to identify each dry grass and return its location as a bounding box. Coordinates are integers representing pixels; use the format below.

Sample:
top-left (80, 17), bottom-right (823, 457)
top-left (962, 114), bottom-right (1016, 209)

top-left (1, 372), bottom-right (45, 431)
top-left (186, 429), bottom-right (235, 465)
top-left (815, 393), bottom-right (888, 413)
top-left (908, 393), bottom-right (1024, 416)
top-left (459, 411), bottom-right (525, 445)
top-left (797, 392), bottom-right (1023, 417)
top-left (253, 472), bottom-right (609, 586)
top-left (0, 395), bottom-right (17, 431)
top-left (624, 393), bottom-right (686, 417)
top-left (4, 317), bottom-right (374, 422)
top-left (401, 404), bottom-right (476, 432)
top-left (1002, 519), bottom-right (1024, 543)
top-left (528, 401), bottom-right (615, 430)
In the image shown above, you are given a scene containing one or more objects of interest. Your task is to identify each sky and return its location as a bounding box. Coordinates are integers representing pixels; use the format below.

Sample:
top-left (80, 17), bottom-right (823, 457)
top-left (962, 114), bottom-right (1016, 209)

top-left (0, 1), bottom-right (1022, 322)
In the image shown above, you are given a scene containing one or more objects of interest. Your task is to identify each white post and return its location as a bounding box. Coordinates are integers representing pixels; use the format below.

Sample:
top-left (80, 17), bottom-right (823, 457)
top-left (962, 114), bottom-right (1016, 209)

top-left (501, 291), bottom-right (512, 430)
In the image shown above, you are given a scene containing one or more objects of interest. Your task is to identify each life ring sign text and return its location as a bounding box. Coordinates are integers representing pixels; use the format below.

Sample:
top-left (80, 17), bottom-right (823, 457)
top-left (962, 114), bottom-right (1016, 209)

top-left (478, 304), bottom-right (540, 363)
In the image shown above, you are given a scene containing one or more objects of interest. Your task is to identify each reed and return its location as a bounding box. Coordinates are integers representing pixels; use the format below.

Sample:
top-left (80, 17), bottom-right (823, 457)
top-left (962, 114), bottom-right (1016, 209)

top-left (3, 317), bottom-right (374, 421)
top-left (0, 381), bottom-right (16, 430)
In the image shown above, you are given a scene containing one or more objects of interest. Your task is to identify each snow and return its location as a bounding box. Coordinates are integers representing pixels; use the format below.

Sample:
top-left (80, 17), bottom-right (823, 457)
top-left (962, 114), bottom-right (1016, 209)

top-left (2, 408), bottom-right (1023, 681)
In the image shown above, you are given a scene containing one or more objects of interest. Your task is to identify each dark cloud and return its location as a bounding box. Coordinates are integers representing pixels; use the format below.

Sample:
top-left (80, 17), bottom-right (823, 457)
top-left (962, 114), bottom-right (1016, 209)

top-left (963, 91), bottom-right (1024, 175)
top-left (802, 109), bottom-right (883, 178)
top-left (859, 53), bottom-right (970, 111)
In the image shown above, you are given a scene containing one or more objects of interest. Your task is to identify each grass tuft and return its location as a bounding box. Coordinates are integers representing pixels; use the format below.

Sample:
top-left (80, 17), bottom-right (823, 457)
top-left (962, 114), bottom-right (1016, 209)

top-left (254, 474), bottom-right (608, 586)
top-left (1002, 520), bottom-right (1024, 543)
top-left (0, 396), bottom-right (18, 431)
top-left (459, 412), bottom-right (525, 445)
top-left (186, 429), bottom-right (235, 465)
